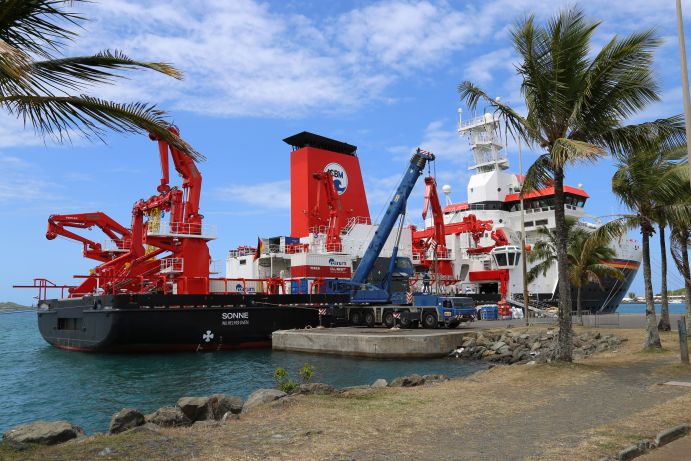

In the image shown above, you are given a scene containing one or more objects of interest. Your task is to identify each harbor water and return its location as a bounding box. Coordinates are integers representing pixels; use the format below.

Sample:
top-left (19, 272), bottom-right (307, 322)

top-left (0, 311), bottom-right (487, 434)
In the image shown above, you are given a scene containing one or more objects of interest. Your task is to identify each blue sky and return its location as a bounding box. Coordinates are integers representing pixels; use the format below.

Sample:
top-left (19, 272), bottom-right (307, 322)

top-left (2, 0), bottom-right (689, 304)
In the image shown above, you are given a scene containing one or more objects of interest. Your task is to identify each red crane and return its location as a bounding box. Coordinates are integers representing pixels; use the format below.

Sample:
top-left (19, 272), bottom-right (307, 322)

top-left (311, 172), bottom-right (343, 252)
top-left (42, 127), bottom-right (211, 297)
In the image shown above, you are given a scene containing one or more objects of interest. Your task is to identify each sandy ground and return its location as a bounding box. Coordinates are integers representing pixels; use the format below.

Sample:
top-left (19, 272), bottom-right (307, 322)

top-left (2, 326), bottom-right (690, 461)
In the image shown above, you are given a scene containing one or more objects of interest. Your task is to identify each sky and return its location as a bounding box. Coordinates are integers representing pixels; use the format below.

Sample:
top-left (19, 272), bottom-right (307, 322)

top-left (1, 0), bottom-right (689, 304)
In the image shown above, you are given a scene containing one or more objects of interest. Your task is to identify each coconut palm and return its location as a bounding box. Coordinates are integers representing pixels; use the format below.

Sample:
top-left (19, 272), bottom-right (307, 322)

top-left (567, 229), bottom-right (624, 324)
top-left (668, 189), bottom-right (691, 334)
top-left (459, 7), bottom-right (684, 361)
top-left (0, 0), bottom-right (200, 159)
top-left (608, 143), bottom-right (689, 349)
top-left (527, 218), bottom-right (623, 323)
top-left (655, 213), bottom-right (671, 331)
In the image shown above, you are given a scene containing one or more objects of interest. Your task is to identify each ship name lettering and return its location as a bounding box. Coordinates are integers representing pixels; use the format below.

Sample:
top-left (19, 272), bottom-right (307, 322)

top-left (221, 312), bottom-right (249, 320)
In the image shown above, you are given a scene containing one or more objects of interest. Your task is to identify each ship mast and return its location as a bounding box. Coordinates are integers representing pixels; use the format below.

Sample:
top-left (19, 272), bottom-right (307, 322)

top-left (458, 111), bottom-right (509, 173)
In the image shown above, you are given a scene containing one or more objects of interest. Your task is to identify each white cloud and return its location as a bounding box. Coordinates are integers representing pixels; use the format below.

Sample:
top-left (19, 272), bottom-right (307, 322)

top-left (212, 180), bottom-right (290, 209)
top-left (464, 48), bottom-right (515, 84)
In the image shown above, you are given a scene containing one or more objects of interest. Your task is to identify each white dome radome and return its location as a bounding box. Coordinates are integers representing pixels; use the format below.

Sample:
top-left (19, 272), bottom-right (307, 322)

top-left (442, 185), bottom-right (452, 194)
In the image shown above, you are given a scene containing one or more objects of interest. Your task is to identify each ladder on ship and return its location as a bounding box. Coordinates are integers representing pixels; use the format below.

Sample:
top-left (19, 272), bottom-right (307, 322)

top-left (508, 294), bottom-right (557, 318)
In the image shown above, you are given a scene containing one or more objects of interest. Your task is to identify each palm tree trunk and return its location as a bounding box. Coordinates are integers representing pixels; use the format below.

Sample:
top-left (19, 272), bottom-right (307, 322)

top-left (641, 226), bottom-right (662, 349)
top-left (553, 166), bottom-right (573, 361)
top-left (576, 284), bottom-right (583, 326)
top-left (657, 224), bottom-right (671, 331)
top-left (682, 236), bottom-right (691, 336)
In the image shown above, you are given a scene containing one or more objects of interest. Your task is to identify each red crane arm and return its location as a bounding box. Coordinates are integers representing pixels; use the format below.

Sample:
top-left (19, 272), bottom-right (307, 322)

top-left (421, 176), bottom-right (446, 250)
top-left (312, 172), bottom-right (343, 248)
top-left (46, 212), bottom-right (131, 262)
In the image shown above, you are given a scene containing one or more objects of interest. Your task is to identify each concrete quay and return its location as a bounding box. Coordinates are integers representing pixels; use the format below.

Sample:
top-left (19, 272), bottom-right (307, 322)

top-left (272, 327), bottom-right (476, 358)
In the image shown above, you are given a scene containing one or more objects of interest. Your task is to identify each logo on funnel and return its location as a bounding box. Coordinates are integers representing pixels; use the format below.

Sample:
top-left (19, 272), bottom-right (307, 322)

top-left (324, 163), bottom-right (348, 195)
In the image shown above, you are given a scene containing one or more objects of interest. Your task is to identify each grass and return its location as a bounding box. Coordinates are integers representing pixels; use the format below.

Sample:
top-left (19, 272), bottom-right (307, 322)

top-left (2, 326), bottom-right (690, 461)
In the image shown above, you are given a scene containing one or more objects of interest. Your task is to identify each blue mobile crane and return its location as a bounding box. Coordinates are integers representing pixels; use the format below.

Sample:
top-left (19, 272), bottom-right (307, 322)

top-left (327, 148), bottom-right (477, 329)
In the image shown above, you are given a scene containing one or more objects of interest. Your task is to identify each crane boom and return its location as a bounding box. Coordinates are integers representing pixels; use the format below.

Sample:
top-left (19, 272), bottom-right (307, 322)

top-left (351, 148), bottom-right (434, 284)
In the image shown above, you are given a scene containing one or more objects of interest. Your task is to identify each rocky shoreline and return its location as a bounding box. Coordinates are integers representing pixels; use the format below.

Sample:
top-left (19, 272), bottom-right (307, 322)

top-left (1, 328), bottom-right (626, 452)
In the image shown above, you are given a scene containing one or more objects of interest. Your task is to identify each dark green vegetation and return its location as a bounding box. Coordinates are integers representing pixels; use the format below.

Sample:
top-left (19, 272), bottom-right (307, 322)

top-left (0, 0), bottom-right (199, 158)
top-left (0, 301), bottom-right (31, 311)
top-left (459, 7), bottom-right (686, 360)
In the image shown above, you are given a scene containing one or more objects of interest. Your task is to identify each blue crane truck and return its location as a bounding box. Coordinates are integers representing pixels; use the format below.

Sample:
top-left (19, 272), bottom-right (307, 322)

top-left (326, 148), bottom-right (478, 329)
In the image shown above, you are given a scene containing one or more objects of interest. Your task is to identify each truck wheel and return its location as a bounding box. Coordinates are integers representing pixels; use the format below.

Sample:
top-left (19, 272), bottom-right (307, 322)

top-left (422, 311), bottom-right (438, 329)
top-left (364, 311), bottom-right (375, 328)
top-left (382, 311), bottom-right (395, 328)
top-left (350, 310), bottom-right (363, 326)
top-left (447, 319), bottom-right (460, 329)
top-left (399, 316), bottom-right (412, 329)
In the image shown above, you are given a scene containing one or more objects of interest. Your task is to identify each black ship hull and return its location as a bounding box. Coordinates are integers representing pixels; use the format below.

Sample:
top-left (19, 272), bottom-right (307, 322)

top-left (37, 293), bottom-right (347, 352)
top-left (531, 260), bottom-right (639, 314)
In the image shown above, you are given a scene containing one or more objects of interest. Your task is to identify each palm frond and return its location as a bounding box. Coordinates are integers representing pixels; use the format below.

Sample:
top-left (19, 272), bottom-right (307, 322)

top-left (551, 137), bottom-right (605, 167)
top-left (598, 116), bottom-right (686, 158)
top-left (0, 0), bottom-right (84, 58)
top-left (0, 94), bottom-right (203, 160)
top-left (19, 50), bottom-right (183, 94)
top-left (522, 153), bottom-right (554, 193)
top-left (458, 80), bottom-right (540, 146)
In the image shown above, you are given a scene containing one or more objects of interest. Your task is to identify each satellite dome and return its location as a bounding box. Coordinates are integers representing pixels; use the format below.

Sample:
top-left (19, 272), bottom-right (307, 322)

top-left (442, 184), bottom-right (452, 194)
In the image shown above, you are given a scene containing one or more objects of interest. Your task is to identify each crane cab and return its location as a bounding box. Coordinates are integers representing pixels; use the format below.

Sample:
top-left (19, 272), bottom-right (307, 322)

top-left (491, 245), bottom-right (521, 269)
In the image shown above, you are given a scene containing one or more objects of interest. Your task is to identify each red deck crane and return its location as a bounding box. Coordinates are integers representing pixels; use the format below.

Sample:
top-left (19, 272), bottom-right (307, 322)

top-left (311, 171), bottom-right (343, 252)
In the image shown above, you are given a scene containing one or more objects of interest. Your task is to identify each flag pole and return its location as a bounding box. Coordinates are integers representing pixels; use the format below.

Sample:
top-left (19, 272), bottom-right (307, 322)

top-left (518, 136), bottom-right (530, 326)
top-left (676, 0), bottom-right (691, 187)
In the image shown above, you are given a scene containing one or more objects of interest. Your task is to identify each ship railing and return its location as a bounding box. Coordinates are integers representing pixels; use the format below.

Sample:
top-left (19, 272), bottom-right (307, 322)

top-left (99, 238), bottom-right (131, 253)
top-left (149, 221), bottom-right (217, 239)
top-left (228, 246), bottom-right (256, 258)
top-left (341, 216), bottom-right (372, 235)
top-left (267, 244), bottom-right (282, 254)
top-left (309, 225), bottom-right (328, 236)
top-left (160, 258), bottom-right (184, 274)
top-left (458, 113), bottom-right (499, 132)
top-left (209, 260), bottom-right (224, 275)
top-left (325, 243), bottom-right (343, 253)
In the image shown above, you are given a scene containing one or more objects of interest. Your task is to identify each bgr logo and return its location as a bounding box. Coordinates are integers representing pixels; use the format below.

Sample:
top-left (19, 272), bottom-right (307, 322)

top-left (328, 258), bottom-right (347, 267)
top-left (323, 163), bottom-right (348, 195)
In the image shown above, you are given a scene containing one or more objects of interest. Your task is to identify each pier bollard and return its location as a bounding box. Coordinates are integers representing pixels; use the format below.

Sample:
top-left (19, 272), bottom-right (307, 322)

top-left (679, 317), bottom-right (689, 365)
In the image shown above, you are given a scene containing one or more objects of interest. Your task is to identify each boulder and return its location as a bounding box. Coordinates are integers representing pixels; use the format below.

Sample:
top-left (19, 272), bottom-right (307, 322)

top-left (2, 420), bottom-right (84, 447)
top-left (530, 341), bottom-right (541, 352)
top-left (291, 383), bottom-right (337, 395)
top-left (177, 396), bottom-right (217, 422)
top-left (371, 379), bottom-right (388, 388)
top-left (497, 345), bottom-right (511, 355)
top-left (242, 389), bottom-right (286, 413)
top-left (490, 341), bottom-right (506, 351)
top-left (388, 374), bottom-right (426, 387)
top-left (423, 374), bottom-right (449, 383)
top-left (108, 408), bottom-right (144, 435)
top-left (461, 338), bottom-right (476, 348)
top-left (127, 423), bottom-right (161, 435)
top-left (211, 394), bottom-right (244, 417)
top-left (145, 406), bottom-right (192, 427)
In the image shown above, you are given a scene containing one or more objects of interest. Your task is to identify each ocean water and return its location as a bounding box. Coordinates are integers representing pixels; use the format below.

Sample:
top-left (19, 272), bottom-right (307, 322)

top-left (617, 303), bottom-right (688, 315)
top-left (0, 311), bottom-right (487, 434)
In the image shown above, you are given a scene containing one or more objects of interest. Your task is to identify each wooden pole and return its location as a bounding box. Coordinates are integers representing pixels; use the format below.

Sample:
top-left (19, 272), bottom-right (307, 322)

top-left (518, 136), bottom-right (530, 326)
top-left (676, 0), bottom-right (691, 188)
top-left (679, 317), bottom-right (689, 365)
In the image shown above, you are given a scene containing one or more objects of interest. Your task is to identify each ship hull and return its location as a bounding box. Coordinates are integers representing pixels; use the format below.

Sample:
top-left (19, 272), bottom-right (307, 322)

top-left (37, 293), bottom-right (346, 352)
top-left (531, 260), bottom-right (639, 314)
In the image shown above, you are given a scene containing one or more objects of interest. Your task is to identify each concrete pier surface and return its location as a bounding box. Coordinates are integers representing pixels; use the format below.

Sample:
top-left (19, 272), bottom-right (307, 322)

top-left (272, 327), bottom-right (475, 358)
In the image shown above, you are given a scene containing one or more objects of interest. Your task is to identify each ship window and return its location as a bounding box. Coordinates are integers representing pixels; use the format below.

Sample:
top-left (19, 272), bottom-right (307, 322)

top-left (239, 259), bottom-right (246, 265)
top-left (57, 318), bottom-right (82, 330)
top-left (525, 221), bottom-right (534, 227)
top-left (535, 219), bottom-right (548, 226)
top-left (495, 253), bottom-right (508, 267)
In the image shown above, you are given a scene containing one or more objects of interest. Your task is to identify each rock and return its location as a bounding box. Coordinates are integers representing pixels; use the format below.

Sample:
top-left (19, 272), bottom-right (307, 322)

top-left (127, 423), bottom-right (161, 435)
top-left (291, 383), bottom-right (337, 395)
top-left (423, 374), bottom-right (449, 383)
top-left (98, 447), bottom-right (114, 456)
top-left (242, 389), bottom-right (286, 413)
top-left (221, 412), bottom-right (240, 422)
top-left (2, 420), bottom-right (84, 447)
top-left (177, 396), bottom-right (218, 422)
top-left (617, 444), bottom-right (643, 461)
top-left (497, 345), bottom-right (510, 355)
top-left (340, 385), bottom-right (371, 392)
top-left (388, 374), bottom-right (426, 387)
top-left (482, 349), bottom-right (495, 357)
top-left (371, 379), bottom-right (388, 388)
top-left (462, 338), bottom-right (476, 348)
top-left (211, 394), bottom-right (244, 417)
top-left (490, 341), bottom-right (506, 351)
top-left (108, 408), bottom-right (144, 435)
top-left (145, 406), bottom-right (192, 427)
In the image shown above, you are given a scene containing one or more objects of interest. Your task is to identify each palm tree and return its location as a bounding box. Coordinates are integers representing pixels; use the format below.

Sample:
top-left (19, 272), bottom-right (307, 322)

top-left (609, 143), bottom-right (689, 349)
top-left (0, 0), bottom-right (200, 159)
top-left (567, 229), bottom-right (624, 323)
top-left (527, 218), bottom-right (623, 323)
top-left (668, 188), bottom-right (691, 335)
top-left (459, 7), bottom-right (684, 361)
top-left (655, 213), bottom-right (671, 331)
